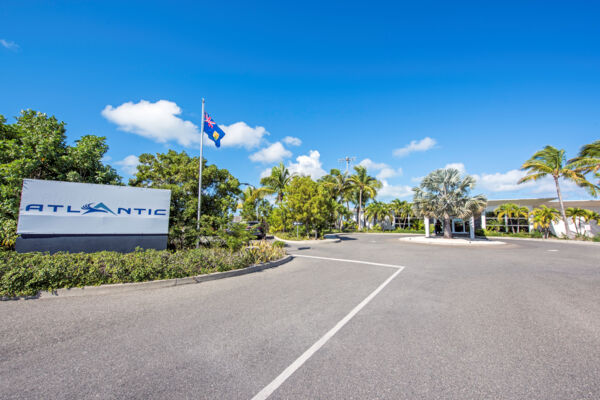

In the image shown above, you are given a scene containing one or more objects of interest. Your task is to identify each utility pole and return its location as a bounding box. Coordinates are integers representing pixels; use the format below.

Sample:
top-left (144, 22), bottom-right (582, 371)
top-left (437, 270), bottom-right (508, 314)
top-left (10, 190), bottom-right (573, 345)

top-left (338, 156), bottom-right (356, 174)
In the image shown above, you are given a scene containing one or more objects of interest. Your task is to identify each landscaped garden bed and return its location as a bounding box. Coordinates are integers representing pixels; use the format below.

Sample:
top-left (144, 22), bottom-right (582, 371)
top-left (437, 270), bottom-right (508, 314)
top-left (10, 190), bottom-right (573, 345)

top-left (0, 241), bottom-right (285, 297)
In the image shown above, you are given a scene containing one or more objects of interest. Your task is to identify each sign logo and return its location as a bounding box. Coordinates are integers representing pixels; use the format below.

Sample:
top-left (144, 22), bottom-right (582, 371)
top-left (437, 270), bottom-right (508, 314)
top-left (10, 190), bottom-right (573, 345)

top-left (82, 202), bottom-right (116, 215)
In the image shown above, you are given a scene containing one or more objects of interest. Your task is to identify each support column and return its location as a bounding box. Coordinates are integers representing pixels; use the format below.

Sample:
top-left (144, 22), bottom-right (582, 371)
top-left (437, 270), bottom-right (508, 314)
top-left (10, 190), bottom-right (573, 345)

top-left (470, 216), bottom-right (475, 240)
top-left (481, 213), bottom-right (486, 230)
top-left (425, 217), bottom-right (430, 238)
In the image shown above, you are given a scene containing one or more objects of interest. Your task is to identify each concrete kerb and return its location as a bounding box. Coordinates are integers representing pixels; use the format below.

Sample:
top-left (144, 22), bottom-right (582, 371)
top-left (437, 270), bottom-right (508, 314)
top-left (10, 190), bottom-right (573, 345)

top-left (399, 236), bottom-right (506, 246)
top-left (273, 234), bottom-right (341, 245)
top-left (484, 235), bottom-right (600, 246)
top-left (4, 255), bottom-right (293, 301)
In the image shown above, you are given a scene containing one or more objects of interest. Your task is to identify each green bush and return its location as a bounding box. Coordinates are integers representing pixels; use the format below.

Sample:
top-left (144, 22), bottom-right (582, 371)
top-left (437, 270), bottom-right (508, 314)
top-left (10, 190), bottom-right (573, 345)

top-left (272, 240), bottom-right (286, 248)
top-left (0, 243), bottom-right (286, 298)
top-left (478, 229), bottom-right (545, 239)
top-left (392, 227), bottom-right (425, 234)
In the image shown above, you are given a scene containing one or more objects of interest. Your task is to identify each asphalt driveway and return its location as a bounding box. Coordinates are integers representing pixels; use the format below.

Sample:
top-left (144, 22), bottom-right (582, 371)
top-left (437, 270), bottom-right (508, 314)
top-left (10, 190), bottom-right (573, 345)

top-left (1, 234), bottom-right (599, 399)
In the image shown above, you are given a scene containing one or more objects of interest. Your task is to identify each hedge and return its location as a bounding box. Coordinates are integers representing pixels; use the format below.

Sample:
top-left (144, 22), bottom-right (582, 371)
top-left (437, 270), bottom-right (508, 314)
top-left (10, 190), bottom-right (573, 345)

top-left (0, 242), bottom-right (285, 297)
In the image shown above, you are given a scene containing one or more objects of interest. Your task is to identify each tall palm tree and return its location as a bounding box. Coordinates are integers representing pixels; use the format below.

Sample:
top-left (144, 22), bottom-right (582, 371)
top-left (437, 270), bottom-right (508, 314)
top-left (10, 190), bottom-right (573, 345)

top-left (570, 140), bottom-right (600, 194)
top-left (566, 207), bottom-right (589, 236)
top-left (322, 169), bottom-right (352, 229)
top-left (259, 162), bottom-right (293, 203)
top-left (349, 166), bottom-right (382, 229)
top-left (518, 146), bottom-right (595, 238)
top-left (412, 168), bottom-right (487, 239)
top-left (530, 205), bottom-right (560, 239)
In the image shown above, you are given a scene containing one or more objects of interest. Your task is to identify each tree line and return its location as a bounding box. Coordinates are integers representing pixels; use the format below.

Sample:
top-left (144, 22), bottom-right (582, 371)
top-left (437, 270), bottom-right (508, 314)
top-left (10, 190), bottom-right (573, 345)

top-left (1, 110), bottom-right (598, 247)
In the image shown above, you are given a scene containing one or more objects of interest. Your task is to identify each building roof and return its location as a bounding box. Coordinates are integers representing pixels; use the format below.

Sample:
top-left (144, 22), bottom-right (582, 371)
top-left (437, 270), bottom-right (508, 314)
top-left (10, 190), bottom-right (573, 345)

top-left (486, 198), bottom-right (556, 208)
top-left (486, 198), bottom-right (600, 210)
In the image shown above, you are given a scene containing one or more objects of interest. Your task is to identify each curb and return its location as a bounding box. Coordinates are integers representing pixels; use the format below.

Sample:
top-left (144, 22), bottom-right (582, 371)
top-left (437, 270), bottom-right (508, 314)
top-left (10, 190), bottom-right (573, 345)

top-left (273, 235), bottom-right (341, 245)
top-left (399, 236), bottom-right (506, 246)
top-left (4, 255), bottom-right (293, 301)
top-left (481, 236), bottom-right (600, 246)
top-left (337, 232), bottom-right (422, 236)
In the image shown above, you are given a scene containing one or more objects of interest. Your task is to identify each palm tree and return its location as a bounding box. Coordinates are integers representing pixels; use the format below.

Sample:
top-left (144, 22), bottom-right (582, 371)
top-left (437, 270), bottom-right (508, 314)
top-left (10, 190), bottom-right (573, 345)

top-left (494, 203), bottom-right (529, 233)
top-left (531, 205), bottom-right (560, 239)
top-left (364, 201), bottom-right (389, 229)
top-left (259, 162), bottom-right (293, 203)
top-left (569, 140), bottom-right (600, 193)
top-left (412, 168), bottom-right (487, 238)
top-left (566, 207), bottom-right (589, 236)
top-left (518, 146), bottom-right (596, 238)
top-left (349, 166), bottom-right (382, 229)
top-left (388, 199), bottom-right (407, 228)
top-left (322, 169), bottom-right (352, 229)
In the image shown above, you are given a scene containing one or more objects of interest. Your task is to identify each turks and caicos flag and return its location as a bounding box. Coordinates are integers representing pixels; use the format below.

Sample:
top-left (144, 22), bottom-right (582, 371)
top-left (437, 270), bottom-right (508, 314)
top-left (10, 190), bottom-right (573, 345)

top-left (203, 113), bottom-right (226, 147)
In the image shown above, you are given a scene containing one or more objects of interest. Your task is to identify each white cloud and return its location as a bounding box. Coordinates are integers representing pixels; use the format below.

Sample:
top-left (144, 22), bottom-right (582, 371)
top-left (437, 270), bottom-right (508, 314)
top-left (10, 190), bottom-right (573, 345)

top-left (249, 142), bottom-right (292, 163)
top-left (287, 150), bottom-right (327, 179)
top-left (471, 169), bottom-right (590, 198)
top-left (377, 181), bottom-right (413, 199)
top-left (359, 158), bottom-right (402, 180)
top-left (359, 158), bottom-right (388, 171)
top-left (444, 162), bottom-right (466, 174)
top-left (393, 137), bottom-right (437, 157)
top-left (282, 136), bottom-right (302, 146)
top-left (115, 155), bottom-right (140, 176)
top-left (0, 39), bottom-right (18, 50)
top-left (102, 100), bottom-right (201, 147)
top-left (260, 167), bottom-right (273, 179)
top-left (377, 167), bottom-right (402, 180)
top-left (102, 99), bottom-right (268, 149)
top-left (219, 121), bottom-right (268, 150)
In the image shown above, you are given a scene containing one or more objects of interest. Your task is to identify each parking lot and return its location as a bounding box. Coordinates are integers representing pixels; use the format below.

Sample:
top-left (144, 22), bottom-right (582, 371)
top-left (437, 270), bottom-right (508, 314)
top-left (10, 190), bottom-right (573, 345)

top-left (2, 234), bottom-right (600, 399)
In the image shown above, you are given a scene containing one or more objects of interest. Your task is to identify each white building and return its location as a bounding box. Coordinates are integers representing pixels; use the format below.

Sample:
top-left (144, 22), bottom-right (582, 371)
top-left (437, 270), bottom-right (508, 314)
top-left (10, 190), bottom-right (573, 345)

top-left (484, 198), bottom-right (600, 238)
top-left (357, 198), bottom-right (600, 239)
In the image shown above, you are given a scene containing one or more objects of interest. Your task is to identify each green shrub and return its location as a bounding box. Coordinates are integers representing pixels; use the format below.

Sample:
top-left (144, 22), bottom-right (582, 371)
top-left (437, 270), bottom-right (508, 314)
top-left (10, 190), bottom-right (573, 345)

top-left (478, 229), bottom-right (545, 239)
top-left (272, 240), bottom-right (286, 248)
top-left (0, 243), bottom-right (286, 298)
top-left (393, 227), bottom-right (425, 234)
top-left (0, 219), bottom-right (18, 250)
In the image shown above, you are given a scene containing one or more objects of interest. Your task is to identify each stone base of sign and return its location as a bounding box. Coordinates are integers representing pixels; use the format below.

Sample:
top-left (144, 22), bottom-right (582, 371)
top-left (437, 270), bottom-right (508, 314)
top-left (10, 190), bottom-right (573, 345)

top-left (15, 234), bottom-right (168, 254)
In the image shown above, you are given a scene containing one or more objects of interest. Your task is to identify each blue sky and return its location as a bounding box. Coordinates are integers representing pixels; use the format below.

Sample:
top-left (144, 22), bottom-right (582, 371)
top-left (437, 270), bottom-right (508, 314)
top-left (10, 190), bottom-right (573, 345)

top-left (2, 0), bottom-right (599, 200)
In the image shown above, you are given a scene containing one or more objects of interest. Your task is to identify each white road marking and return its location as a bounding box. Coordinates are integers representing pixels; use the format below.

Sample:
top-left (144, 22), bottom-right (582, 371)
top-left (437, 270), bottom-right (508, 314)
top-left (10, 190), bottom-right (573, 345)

top-left (251, 255), bottom-right (405, 400)
top-left (290, 254), bottom-right (403, 269)
top-left (548, 249), bottom-right (559, 252)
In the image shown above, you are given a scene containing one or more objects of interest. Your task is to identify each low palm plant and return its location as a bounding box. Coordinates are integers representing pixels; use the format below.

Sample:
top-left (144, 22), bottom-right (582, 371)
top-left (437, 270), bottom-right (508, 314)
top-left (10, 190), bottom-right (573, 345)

top-left (494, 203), bottom-right (529, 233)
top-left (364, 201), bottom-right (389, 229)
top-left (531, 206), bottom-right (560, 239)
top-left (566, 207), bottom-right (589, 236)
top-left (585, 209), bottom-right (600, 225)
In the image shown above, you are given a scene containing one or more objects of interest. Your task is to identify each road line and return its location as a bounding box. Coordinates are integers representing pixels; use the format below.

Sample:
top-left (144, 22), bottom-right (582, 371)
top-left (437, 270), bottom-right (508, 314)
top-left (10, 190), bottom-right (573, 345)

top-left (251, 258), bottom-right (405, 400)
top-left (290, 254), bottom-right (403, 269)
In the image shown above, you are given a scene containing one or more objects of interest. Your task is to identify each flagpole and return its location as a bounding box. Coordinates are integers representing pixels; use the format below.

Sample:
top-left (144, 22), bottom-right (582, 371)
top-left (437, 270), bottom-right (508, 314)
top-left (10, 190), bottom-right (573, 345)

top-left (197, 98), bottom-right (205, 230)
